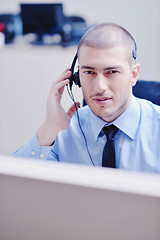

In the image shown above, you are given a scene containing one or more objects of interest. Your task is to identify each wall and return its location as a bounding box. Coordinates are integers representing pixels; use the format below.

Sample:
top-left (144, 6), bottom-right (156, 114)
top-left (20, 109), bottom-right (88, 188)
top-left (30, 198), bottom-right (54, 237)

top-left (0, 0), bottom-right (160, 80)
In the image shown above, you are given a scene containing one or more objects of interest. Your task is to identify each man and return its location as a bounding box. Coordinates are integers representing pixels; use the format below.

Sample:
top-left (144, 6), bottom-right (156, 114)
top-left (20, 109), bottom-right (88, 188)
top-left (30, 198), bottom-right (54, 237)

top-left (13, 23), bottom-right (160, 173)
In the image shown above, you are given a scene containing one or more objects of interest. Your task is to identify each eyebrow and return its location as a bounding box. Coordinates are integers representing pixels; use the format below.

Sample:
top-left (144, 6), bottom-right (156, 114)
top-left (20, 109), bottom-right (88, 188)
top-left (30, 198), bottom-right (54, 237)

top-left (80, 66), bottom-right (95, 70)
top-left (80, 65), bottom-right (122, 70)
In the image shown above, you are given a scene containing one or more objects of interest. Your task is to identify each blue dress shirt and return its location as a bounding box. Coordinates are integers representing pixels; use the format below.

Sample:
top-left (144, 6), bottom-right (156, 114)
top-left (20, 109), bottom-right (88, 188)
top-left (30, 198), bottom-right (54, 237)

top-left (12, 96), bottom-right (160, 173)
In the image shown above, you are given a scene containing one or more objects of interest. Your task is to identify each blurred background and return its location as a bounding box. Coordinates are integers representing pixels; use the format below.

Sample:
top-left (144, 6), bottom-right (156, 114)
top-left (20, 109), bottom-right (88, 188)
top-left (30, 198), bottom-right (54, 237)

top-left (0, 0), bottom-right (160, 155)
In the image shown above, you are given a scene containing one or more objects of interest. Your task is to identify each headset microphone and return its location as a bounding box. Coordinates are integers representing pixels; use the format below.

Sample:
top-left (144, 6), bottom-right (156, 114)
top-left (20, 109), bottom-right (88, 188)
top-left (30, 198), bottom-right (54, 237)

top-left (67, 53), bottom-right (94, 165)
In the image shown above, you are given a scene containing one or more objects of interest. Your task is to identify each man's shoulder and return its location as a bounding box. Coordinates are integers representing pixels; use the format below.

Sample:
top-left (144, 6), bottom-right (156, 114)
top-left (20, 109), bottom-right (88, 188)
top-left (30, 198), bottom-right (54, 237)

top-left (55, 105), bottom-right (91, 146)
top-left (58, 105), bottom-right (91, 136)
top-left (71, 105), bottom-right (91, 123)
top-left (136, 97), bottom-right (160, 119)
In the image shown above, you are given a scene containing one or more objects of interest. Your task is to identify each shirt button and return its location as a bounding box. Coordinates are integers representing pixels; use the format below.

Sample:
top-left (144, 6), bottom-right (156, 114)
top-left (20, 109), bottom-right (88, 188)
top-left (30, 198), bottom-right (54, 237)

top-left (31, 151), bottom-right (36, 156)
top-left (40, 153), bottom-right (44, 158)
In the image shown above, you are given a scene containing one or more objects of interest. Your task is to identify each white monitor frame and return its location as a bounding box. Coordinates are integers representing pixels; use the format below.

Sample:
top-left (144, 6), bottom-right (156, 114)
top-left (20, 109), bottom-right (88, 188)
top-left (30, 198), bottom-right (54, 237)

top-left (0, 155), bottom-right (160, 240)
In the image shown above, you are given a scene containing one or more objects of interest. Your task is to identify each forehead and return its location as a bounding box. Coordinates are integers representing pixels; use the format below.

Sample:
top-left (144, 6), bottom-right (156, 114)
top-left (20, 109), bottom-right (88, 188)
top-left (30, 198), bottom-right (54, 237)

top-left (78, 46), bottom-right (130, 68)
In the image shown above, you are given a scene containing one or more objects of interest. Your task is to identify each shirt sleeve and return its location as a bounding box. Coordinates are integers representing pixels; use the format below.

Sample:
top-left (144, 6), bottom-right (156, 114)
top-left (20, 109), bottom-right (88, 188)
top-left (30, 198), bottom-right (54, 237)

top-left (11, 134), bottom-right (54, 160)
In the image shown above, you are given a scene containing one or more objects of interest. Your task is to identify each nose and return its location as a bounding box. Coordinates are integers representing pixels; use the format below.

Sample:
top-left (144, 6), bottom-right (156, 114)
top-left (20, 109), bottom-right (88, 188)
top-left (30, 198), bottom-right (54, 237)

top-left (94, 73), bottom-right (108, 92)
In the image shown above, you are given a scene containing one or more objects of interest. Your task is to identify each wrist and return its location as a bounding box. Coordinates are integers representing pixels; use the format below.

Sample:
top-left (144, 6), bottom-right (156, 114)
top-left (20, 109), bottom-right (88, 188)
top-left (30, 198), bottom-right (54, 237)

top-left (37, 123), bottom-right (59, 146)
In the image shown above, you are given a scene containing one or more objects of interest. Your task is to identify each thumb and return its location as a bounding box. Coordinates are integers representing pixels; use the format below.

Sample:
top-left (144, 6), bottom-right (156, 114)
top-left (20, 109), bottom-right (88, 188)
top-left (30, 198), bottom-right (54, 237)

top-left (67, 102), bottom-right (80, 118)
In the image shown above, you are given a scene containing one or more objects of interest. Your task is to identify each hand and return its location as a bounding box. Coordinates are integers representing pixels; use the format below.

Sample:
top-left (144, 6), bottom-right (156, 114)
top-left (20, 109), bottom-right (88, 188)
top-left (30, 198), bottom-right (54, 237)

top-left (37, 69), bottom-right (80, 146)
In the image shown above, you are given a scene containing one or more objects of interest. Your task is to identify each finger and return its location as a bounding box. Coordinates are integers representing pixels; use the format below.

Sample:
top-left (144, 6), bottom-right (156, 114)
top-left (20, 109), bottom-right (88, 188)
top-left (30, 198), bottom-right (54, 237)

top-left (50, 78), bottom-right (69, 96)
top-left (67, 102), bottom-right (81, 118)
top-left (61, 68), bottom-right (71, 74)
top-left (50, 69), bottom-right (71, 94)
top-left (49, 69), bottom-right (72, 99)
top-left (55, 79), bottom-right (69, 92)
top-left (57, 69), bottom-right (72, 83)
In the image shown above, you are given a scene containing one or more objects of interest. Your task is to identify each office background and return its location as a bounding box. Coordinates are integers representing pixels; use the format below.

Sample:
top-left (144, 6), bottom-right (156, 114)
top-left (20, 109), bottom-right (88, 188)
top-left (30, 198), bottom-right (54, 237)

top-left (0, 0), bottom-right (160, 155)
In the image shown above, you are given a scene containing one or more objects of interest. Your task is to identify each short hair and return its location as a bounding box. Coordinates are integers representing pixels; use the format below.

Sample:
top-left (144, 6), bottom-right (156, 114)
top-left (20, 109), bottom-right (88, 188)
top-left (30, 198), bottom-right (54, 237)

top-left (77, 23), bottom-right (137, 65)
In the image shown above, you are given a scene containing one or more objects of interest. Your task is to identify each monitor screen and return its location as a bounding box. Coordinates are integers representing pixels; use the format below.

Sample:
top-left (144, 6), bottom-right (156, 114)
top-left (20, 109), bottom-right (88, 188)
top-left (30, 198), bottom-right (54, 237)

top-left (20, 3), bottom-right (64, 42)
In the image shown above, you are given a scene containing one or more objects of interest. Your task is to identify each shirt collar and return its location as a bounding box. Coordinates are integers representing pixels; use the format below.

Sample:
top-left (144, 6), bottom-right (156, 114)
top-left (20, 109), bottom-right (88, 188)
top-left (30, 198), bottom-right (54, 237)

top-left (90, 95), bottom-right (140, 141)
top-left (90, 109), bottom-right (107, 141)
top-left (113, 96), bottom-right (140, 139)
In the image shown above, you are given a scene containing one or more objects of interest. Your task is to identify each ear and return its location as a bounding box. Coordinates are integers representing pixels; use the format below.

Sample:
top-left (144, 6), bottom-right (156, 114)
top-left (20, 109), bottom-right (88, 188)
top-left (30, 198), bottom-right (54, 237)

top-left (130, 63), bottom-right (140, 87)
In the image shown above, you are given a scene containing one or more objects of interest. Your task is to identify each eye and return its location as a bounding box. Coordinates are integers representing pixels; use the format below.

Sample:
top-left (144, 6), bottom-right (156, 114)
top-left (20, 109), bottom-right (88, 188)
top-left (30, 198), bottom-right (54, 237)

top-left (107, 70), bottom-right (119, 74)
top-left (84, 70), bottom-right (95, 75)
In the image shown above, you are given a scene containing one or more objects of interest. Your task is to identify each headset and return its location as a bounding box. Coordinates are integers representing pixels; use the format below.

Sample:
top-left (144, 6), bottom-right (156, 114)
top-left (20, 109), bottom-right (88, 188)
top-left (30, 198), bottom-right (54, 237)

top-left (69, 35), bottom-right (137, 91)
top-left (67, 54), bottom-right (94, 165)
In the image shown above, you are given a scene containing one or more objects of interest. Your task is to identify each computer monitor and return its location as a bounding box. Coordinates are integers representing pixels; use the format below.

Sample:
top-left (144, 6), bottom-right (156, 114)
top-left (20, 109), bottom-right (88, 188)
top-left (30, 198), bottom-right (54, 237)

top-left (0, 155), bottom-right (160, 240)
top-left (20, 3), bottom-right (64, 44)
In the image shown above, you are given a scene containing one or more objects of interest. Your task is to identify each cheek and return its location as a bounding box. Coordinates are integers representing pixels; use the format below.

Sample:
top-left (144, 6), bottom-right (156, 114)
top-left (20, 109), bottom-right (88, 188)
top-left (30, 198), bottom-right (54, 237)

top-left (80, 78), bottom-right (92, 94)
top-left (110, 79), bottom-right (131, 101)
top-left (81, 85), bottom-right (90, 99)
top-left (115, 75), bottom-right (132, 90)
top-left (115, 81), bottom-right (132, 102)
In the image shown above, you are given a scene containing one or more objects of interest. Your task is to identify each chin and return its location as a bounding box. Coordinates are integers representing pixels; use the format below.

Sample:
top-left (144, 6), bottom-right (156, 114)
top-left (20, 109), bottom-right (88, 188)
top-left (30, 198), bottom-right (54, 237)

top-left (89, 106), bottom-right (112, 121)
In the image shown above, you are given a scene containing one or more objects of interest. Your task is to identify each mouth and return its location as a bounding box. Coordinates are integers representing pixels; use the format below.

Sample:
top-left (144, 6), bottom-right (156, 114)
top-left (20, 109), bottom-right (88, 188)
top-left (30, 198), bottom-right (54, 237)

top-left (93, 96), bottom-right (112, 105)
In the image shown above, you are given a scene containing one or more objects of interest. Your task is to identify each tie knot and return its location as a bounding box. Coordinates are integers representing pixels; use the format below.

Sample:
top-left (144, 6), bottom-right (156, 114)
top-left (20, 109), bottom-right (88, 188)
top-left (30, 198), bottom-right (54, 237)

top-left (103, 125), bottom-right (119, 140)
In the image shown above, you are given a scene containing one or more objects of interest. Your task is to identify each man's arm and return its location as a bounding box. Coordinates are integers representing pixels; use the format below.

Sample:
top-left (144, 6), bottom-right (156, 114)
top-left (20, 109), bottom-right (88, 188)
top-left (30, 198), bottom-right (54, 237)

top-left (37, 68), bottom-right (78, 146)
top-left (12, 69), bottom-right (79, 159)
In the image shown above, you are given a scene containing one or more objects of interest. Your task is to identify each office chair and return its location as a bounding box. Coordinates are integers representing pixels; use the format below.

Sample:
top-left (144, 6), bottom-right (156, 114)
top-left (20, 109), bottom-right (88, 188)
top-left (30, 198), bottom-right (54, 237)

top-left (83, 80), bottom-right (160, 106)
top-left (132, 80), bottom-right (160, 106)
top-left (62, 15), bottom-right (88, 44)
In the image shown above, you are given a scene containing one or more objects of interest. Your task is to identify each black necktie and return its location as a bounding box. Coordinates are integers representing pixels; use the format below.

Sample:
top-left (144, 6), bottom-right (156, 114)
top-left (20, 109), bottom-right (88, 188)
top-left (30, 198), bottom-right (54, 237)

top-left (102, 125), bottom-right (119, 168)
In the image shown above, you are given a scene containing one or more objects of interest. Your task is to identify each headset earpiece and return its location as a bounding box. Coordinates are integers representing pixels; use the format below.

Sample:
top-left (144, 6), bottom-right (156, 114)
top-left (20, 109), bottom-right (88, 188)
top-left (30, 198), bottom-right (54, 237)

top-left (132, 49), bottom-right (137, 60)
top-left (69, 53), bottom-right (81, 90)
top-left (73, 70), bottom-right (80, 86)
top-left (128, 32), bottom-right (137, 60)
